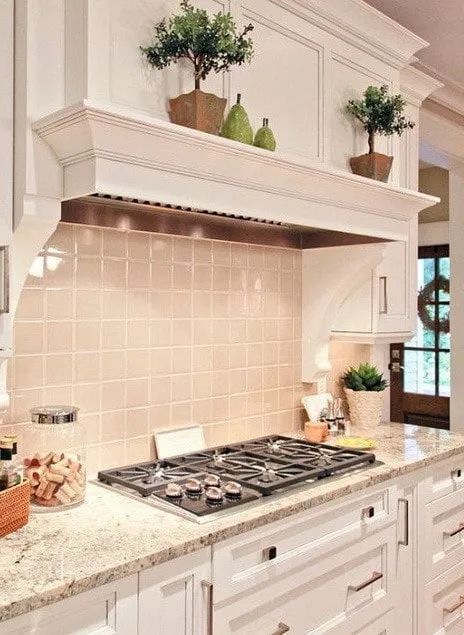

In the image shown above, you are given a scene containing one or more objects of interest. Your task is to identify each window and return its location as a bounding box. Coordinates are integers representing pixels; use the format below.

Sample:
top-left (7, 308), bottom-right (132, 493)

top-left (404, 245), bottom-right (450, 397)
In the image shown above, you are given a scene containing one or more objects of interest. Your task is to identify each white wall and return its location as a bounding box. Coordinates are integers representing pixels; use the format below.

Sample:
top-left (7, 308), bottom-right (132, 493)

top-left (418, 220), bottom-right (449, 246)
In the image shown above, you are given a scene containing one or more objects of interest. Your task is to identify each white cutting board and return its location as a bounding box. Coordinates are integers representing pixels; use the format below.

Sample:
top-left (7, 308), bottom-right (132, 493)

top-left (154, 424), bottom-right (206, 459)
top-left (301, 393), bottom-right (333, 422)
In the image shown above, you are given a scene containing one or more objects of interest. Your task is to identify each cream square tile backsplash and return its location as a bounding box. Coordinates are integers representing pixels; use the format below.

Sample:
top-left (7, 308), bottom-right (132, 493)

top-left (3, 222), bottom-right (370, 474)
top-left (3, 223), bottom-right (307, 474)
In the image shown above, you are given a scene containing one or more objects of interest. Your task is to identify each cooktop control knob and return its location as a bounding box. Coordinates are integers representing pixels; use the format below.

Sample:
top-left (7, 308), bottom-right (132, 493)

top-left (185, 478), bottom-right (202, 495)
top-left (205, 486), bottom-right (224, 503)
top-left (165, 483), bottom-right (183, 499)
top-left (224, 481), bottom-right (242, 498)
top-left (204, 474), bottom-right (221, 488)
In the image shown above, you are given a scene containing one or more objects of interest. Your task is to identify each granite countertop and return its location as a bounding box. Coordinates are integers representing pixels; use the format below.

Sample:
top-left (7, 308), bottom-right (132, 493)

top-left (2, 422), bottom-right (464, 623)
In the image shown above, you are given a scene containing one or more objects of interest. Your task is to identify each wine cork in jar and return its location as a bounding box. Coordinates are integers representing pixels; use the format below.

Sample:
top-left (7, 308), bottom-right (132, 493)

top-left (305, 421), bottom-right (329, 443)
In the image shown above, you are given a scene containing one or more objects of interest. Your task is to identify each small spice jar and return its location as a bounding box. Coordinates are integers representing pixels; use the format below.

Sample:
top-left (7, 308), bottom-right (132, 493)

top-left (23, 406), bottom-right (86, 512)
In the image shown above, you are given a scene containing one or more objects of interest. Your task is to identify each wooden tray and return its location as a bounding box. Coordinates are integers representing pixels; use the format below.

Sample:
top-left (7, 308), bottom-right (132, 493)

top-left (0, 480), bottom-right (31, 538)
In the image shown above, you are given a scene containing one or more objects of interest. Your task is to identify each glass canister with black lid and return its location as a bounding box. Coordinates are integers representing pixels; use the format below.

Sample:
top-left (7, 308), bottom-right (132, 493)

top-left (23, 406), bottom-right (86, 511)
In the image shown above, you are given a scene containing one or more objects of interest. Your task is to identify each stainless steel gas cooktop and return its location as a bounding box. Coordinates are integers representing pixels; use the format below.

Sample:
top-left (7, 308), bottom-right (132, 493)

top-left (97, 435), bottom-right (378, 522)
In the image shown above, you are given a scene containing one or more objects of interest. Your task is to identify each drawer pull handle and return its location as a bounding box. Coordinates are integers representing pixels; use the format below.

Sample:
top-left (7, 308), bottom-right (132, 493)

top-left (451, 468), bottom-right (462, 478)
top-left (361, 506), bottom-right (375, 519)
top-left (201, 580), bottom-right (213, 635)
top-left (349, 571), bottom-right (383, 593)
top-left (398, 498), bottom-right (409, 546)
top-left (444, 595), bottom-right (464, 614)
top-left (272, 623), bottom-right (290, 635)
top-left (263, 546), bottom-right (277, 561)
top-left (444, 523), bottom-right (464, 537)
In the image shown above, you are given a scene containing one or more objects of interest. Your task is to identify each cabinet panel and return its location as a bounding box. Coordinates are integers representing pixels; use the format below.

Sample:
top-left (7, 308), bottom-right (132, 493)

top-left (329, 53), bottom-right (392, 174)
top-left (236, 1), bottom-right (322, 159)
top-left (214, 527), bottom-right (395, 635)
top-left (213, 485), bottom-right (395, 603)
top-left (0, 575), bottom-right (137, 635)
top-left (424, 487), bottom-right (464, 582)
top-left (106, 0), bottom-right (227, 117)
top-left (425, 456), bottom-right (464, 503)
top-left (138, 549), bottom-right (211, 635)
top-left (421, 559), bottom-right (464, 635)
top-left (332, 276), bottom-right (373, 334)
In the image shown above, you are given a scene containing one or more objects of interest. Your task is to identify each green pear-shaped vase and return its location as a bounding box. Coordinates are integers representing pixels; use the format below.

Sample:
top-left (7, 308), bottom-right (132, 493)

top-left (220, 94), bottom-right (254, 145)
top-left (253, 118), bottom-right (276, 151)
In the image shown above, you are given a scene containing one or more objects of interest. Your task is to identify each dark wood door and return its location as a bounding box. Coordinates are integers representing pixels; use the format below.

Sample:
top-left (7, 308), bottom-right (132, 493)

top-left (390, 245), bottom-right (450, 429)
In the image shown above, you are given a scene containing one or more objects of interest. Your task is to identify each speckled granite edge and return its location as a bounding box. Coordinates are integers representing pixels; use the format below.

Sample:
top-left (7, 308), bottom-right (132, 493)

top-left (2, 423), bottom-right (464, 623)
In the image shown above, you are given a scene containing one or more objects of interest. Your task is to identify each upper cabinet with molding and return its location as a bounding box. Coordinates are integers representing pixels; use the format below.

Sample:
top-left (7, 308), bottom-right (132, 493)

top-left (328, 69), bottom-right (443, 347)
top-left (60, 0), bottom-right (429, 178)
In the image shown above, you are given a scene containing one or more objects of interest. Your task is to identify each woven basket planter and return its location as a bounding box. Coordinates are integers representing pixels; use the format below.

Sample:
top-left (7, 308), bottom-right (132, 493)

top-left (0, 480), bottom-right (31, 538)
top-left (344, 388), bottom-right (385, 427)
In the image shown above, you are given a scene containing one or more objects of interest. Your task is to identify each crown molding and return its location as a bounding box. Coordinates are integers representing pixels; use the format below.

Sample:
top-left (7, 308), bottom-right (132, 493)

top-left (414, 61), bottom-right (464, 118)
top-left (287, 0), bottom-right (429, 69)
top-left (400, 66), bottom-right (443, 107)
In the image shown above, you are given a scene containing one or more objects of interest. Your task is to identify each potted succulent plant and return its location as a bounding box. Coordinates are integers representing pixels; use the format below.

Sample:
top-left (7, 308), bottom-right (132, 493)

top-left (141, 0), bottom-right (254, 135)
top-left (346, 85), bottom-right (415, 182)
top-left (342, 363), bottom-right (387, 427)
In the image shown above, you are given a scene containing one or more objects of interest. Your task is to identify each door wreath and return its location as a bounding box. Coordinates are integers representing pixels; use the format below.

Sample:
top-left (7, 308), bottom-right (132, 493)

top-left (417, 275), bottom-right (450, 334)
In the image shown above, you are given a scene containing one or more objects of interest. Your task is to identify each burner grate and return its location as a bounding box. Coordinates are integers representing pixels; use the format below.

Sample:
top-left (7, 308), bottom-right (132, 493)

top-left (98, 460), bottom-right (201, 496)
top-left (98, 435), bottom-right (378, 516)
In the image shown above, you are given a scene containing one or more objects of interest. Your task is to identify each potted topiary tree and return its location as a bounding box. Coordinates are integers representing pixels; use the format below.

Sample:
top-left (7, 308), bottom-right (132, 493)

top-left (346, 85), bottom-right (415, 182)
top-left (342, 363), bottom-right (388, 427)
top-left (141, 0), bottom-right (254, 135)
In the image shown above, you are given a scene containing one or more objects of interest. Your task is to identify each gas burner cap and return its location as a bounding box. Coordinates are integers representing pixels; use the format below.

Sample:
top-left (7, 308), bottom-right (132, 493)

top-left (165, 483), bottom-right (183, 499)
top-left (204, 474), bottom-right (221, 488)
top-left (213, 451), bottom-right (226, 465)
top-left (185, 478), bottom-right (202, 495)
top-left (143, 466), bottom-right (164, 484)
top-left (259, 468), bottom-right (277, 483)
top-left (268, 441), bottom-right (283, 453)
top-left (205, 486), bottom-right (224, 503)
top-left (224, 481), bottom-right (242, 498)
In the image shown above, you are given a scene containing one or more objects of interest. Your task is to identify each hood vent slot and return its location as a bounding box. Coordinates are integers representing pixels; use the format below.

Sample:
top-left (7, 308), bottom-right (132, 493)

top-left (91, 193), bottom-right (289, 227)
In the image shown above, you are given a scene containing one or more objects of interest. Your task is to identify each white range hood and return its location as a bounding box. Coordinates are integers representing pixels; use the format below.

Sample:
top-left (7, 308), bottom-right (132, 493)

top-left (33, 99), bottom-right (436, 243)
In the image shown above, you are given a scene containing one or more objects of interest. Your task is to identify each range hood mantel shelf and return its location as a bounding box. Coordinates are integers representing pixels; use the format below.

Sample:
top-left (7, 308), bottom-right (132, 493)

top-left (33, 100), bottom-right (438, 242)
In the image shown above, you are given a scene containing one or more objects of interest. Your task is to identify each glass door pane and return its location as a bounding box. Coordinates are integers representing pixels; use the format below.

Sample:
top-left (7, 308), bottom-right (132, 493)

top-left (404, 349), bottom-right (436, 395)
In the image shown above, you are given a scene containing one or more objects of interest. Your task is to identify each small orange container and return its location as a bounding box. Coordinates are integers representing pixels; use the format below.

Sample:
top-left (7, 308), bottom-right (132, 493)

top-left (0, 480), bottom-right (31, 538)
top-left (305, 421), bottom-right (329, 443)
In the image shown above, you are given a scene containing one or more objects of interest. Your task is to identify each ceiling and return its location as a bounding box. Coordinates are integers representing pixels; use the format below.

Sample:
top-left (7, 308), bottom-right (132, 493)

top-left (365, 0), bottom-right (464, 89)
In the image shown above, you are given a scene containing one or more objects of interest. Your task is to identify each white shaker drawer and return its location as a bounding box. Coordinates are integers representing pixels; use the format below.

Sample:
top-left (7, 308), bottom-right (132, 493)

top-left (424, 486), bottom-right (464, 582)
top-left (425, 457), bottom-right (464, 503)
top-left (213, 485), bottom-right (396, 603)
top-left (213, 527), bottom-right (395, 635)
top-left (421, 559), bottom-right (464, 635)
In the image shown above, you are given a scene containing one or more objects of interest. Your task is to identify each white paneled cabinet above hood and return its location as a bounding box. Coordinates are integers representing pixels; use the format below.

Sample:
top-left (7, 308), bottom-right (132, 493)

top-left (3, 0), bottom-right (442, 406)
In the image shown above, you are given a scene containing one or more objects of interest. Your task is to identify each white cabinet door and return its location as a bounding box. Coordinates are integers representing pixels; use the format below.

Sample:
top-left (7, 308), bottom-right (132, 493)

top-left (376, 240), bottom-right (410, 334)
top-left (332, 237), bottom-right (414, 340)
top-left (0, 575), bottom-right (138, 635)
top-left (138, 549), bottom-right (211, 635)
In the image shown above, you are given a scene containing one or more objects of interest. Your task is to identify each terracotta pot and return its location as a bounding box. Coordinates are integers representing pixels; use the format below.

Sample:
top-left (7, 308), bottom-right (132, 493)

top-left (349, 152), bottom-right (393, 182)
top-left (169, 89), bottom-right (227, 135)
top-left (344, 388), bottom-right (385, 427)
